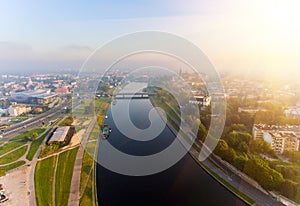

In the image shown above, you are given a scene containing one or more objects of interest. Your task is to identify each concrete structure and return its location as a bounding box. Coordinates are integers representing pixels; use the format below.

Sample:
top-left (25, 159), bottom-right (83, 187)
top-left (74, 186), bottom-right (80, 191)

top-left (11, 89), bottom-right (57, 105)
top-left (48, 126), bottom-right (74, 146)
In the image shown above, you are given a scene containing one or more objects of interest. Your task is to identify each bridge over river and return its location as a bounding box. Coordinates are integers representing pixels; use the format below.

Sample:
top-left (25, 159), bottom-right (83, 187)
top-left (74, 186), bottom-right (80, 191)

top-left (113, 92), bottom-right (155, 99)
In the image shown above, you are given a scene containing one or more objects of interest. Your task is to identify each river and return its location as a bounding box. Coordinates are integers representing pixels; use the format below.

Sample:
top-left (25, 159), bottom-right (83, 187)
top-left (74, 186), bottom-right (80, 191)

top-left (96, 90), bottom-right (247, 206)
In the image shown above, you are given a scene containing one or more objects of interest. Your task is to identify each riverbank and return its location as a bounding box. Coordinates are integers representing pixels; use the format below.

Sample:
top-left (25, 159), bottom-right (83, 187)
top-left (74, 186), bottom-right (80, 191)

top-left (149, 94), bottom-right (287, 206)
top-left (150, 97), bottom-right (255, 205)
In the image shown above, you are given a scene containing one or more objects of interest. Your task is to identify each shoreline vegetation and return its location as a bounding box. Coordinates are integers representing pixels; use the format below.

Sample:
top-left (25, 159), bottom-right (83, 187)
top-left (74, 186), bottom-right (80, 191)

top-left (79, 96), bottom-right (111, 206)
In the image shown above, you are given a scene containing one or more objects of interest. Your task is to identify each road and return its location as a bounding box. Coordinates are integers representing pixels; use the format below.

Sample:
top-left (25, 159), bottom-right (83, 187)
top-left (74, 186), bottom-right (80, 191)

top-left (1, 99), bottom-right (69, 138)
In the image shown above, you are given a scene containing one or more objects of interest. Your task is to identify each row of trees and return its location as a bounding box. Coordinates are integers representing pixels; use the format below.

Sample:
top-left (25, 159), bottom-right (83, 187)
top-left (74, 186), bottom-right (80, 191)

top-left (213, 138), bottom-right (284, 191)
top-left (243, 158), bottom-right (284, 190)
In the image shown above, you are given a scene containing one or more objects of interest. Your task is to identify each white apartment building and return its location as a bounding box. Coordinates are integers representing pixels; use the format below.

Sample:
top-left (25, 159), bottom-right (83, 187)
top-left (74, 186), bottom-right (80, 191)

top-left (253, 124), bottom-right (300, 153)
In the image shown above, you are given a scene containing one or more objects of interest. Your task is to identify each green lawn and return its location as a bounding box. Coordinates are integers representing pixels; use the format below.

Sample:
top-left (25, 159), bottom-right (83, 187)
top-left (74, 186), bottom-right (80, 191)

top-left (35, 156), bottom-right (57, 206)
top-left (0, 161), bottom-right (26, 176)
top-left (26, 129), bottom-right (51, 161)
top-left (39, 144), bottom-right (60, 158)
top-left (55, 147), bottom-right (79, 206)
top-left (80, 171), bottom-right (94, 206)
top-left (0, 145), bottom-right (28, 165)
top-left (89, 123), bottom-right (100, 141)
top-left (11, 116), bottom-right (28, 123)
top-left (80, 151), bottom-right (94, 194)
top-left (150, 96), bottom-right (181, 124)
top-left (10, 128), bottom-right (46, 141)
top-left (0, 141), bottom-right (27, 156)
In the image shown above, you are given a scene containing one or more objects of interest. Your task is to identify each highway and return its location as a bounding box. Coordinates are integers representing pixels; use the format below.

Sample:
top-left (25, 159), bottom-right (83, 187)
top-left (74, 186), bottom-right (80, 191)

top-left (1, 98), bottom-right (70, 139)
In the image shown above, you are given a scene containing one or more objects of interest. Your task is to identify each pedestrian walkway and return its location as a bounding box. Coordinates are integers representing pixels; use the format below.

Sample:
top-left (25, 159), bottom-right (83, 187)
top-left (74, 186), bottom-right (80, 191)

top-left (68, 116), bottom-right (97, 206)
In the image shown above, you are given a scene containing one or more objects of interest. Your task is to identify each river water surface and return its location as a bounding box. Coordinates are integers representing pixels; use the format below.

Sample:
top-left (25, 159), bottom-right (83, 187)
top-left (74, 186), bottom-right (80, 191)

top-left (96, 96), bottom-right (247, 206)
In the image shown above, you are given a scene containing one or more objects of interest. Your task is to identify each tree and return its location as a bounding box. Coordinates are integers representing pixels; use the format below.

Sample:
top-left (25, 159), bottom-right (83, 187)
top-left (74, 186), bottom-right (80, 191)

top-left (230, 124), bottom-right (246, 131)
top-left (239, 112), bottom-right (254, 127)
top-left (233, 155), bottom-right (248, 171)
top-left (280, 180), bottom-right (297, 199)
top-left (214, 139), bottom-right (229, 156)
top-left (244, 157), bottom-right (284, 191)
top-left (227, 132), bottom-right (240, 149)
top-left (249, 139), bottom-right (275, 157)
top-left (222, 148), bottom-right (236, 163)
top-left (197, 123), bottom-right (208, 142)
top-left (238, 142), bottom-right (249, 153)
top-left (214, 140), bottom-right (236, 163)
top-left (31, 132), bottom-right (39, 141)
top-left (225, 132), bottom-right (251, 151)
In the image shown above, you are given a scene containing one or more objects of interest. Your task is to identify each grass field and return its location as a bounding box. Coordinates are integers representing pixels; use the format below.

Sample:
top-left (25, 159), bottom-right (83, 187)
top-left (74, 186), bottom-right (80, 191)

top-left (80, 171), bottom-right (94, 206)
top-left (0, 145), bottom-right (28, 165)
top-left (0, 160), bottom-right (26, 176)
top-left (0, 141), bottom-right (27, 156)
top-left (35, 156), bottom-right (57, 206)
top-left (80, 150), bottom-right (94, 194)
top-left (10, 128), bottom-right (46, 141)
top-left (26, 129), bottom-right (51, 161)
top-left (150, 96), bottom-right (181, 124)
top-left (89, 122), bottom-right (100, 141)
top-left (55, 147), bottom-right (79, 206)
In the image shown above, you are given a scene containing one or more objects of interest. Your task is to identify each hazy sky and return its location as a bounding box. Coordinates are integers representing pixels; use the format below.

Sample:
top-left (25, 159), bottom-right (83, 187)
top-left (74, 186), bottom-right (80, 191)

top-left (0, 0), bottom-right (299, 79)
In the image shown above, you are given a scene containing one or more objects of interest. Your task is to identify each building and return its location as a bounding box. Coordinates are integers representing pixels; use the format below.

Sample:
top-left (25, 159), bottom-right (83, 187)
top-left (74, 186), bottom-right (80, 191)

top-left (55, 87), bottom-right (70, 96)
top-left (7, 105), bottom-right (31, 117)
top-left (284, 108), bottom-right (300, 119)
top-left (253, 124), bottom-right (300, 153)
top-left (253, 124), bottom-right (300, 139)
top-left (11, 89), bottom-right (57, 105)
top-left (189, 92), bottom-right (211, 106)
top-left (48, 126), bottom-right (74, 146)
top-left (263, 132), bottom-right (299, 153)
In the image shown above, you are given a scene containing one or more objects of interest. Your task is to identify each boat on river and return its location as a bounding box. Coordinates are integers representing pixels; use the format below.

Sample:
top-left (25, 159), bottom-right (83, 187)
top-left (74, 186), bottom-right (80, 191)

top-left (101, 124), bottom-right (112, 139)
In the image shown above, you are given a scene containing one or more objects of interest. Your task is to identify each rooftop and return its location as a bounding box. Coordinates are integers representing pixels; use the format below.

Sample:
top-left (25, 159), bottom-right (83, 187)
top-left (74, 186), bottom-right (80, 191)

top-left (49, 126), bottom-right (70, 142)
top-left (254, 124), bottom-right (300, 132)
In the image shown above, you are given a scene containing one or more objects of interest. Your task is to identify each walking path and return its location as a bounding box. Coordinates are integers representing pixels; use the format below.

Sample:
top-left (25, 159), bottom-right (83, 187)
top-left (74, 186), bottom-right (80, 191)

top-left (68, 116), bottom-right (97, 206)
top-left (52, 155), bottom-right (59, 206)
top-left (0, 144), bottom-right (30, 167)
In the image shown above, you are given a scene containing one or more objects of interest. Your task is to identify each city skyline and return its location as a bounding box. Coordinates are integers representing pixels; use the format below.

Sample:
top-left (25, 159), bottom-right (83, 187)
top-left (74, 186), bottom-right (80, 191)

top-left (0, 0), bottom-right (299, 81)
